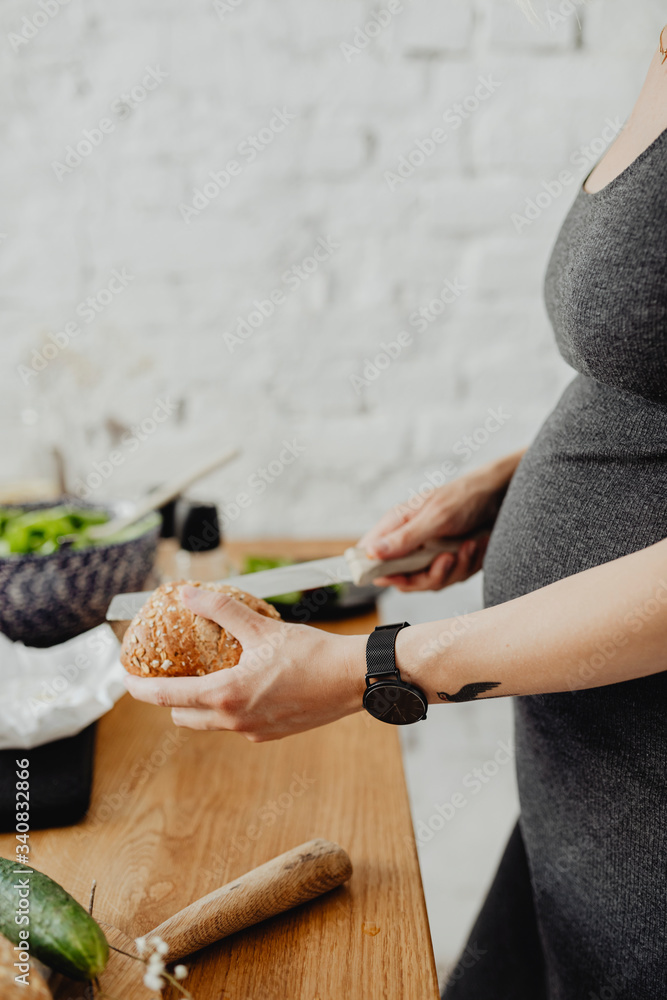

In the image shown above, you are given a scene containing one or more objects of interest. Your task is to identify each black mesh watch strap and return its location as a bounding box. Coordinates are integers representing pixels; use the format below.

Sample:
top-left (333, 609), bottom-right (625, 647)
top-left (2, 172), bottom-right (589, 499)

top-left (365, 622), bottom-right (411, 679)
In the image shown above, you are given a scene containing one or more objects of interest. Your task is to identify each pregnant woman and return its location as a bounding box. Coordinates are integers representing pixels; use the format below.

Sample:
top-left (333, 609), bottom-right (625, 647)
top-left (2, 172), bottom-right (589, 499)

top-left (127, 23), bottom-right (667, 1000)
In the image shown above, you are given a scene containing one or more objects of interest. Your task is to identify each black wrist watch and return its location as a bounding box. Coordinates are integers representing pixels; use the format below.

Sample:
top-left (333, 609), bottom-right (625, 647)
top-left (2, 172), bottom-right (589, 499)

top-left (362, 622), bottom-right (428, 725)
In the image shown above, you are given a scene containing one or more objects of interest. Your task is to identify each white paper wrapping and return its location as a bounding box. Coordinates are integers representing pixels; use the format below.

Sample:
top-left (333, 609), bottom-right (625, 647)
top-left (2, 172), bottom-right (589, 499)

top-left (0, 625), bottom-right (126, 750)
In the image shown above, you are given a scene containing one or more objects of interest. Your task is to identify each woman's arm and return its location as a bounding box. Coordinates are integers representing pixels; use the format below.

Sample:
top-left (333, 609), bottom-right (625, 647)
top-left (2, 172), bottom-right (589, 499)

top-left (395, 536), bottom-right (667, 702)
top-left (125, 537), bottom-right (667, 740)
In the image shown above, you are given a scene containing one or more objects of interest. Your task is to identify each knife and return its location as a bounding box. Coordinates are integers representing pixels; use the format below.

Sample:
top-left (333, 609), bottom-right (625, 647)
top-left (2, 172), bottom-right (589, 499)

top-left (106, 533), bottom-right (484, 624)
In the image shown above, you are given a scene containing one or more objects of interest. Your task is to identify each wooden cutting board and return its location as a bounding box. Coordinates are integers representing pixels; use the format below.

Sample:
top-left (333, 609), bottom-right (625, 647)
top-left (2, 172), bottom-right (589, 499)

top-left (0, 539), bottom-right (439, 999)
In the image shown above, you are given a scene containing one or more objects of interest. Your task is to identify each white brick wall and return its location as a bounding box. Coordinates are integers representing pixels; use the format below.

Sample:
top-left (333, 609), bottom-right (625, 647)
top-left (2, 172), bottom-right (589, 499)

top-left (2, 0), bottom-right (664, 983)
top-left (4, 0), bottom-right (663, 532)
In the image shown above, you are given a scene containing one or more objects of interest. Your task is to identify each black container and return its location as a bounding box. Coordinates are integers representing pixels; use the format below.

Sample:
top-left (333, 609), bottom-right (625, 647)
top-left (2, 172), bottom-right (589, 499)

top-left (271, 581), bottom-right (379, 623)
top-left (174, 498), bottom-right (221, 552)
top-left (157, 495), bottom-right (179, 538)
top-left (0, 723), bottom-right (96, 832)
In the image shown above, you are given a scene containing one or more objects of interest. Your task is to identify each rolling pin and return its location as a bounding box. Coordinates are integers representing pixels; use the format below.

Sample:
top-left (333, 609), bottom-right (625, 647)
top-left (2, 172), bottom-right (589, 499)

top-left (100, 839), bottom-right (352, 963)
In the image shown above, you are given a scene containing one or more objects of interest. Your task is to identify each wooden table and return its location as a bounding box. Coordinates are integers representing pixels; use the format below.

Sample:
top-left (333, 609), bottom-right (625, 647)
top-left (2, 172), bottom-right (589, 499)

top-left (0, 541), bottom-right (439, 999)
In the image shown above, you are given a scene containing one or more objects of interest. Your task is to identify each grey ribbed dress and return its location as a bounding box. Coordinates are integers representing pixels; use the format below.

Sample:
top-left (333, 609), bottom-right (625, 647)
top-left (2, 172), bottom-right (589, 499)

top-left (444, 130), bottom-right (667, 999)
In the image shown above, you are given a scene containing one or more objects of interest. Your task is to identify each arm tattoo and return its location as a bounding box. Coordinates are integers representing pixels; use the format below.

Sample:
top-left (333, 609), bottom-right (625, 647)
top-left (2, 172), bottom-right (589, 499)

top-left (437, 681), bottom-right (501, 703)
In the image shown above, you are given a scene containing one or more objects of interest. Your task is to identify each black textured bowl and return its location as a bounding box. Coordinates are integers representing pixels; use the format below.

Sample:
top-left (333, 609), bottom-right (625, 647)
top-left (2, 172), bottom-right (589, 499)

top-left (0, 504), bottom-right (160, 647)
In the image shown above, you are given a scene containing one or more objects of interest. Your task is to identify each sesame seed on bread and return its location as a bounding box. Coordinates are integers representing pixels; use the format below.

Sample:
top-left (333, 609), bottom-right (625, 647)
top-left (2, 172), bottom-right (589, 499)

top-left (120, 579), bottom-right (282, 678)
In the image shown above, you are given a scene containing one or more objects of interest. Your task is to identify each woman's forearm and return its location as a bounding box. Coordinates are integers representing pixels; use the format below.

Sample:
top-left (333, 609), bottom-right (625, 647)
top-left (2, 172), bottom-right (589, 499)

top-left (461, 448), bottom-right (527, 512)
top-left (467, 447), bottom-right (527, 523)
top-left (482, 447), bottom-right (527, 492)
top-left (384, 537), bottom-right (667, 702)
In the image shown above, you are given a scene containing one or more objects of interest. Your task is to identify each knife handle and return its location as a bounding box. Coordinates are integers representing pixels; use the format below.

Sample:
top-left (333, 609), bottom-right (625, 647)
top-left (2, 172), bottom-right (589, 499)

top-left (146, 839), bottom-right (352, 962)
top-left (345, 529), bottom-right (489, 587)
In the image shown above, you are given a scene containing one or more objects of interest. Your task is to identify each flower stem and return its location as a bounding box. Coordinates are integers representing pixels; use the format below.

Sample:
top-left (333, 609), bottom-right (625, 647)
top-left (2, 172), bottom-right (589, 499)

top-left (107, 943), bottom-right (142, 961)
top-left (163, 970), bottom-right (194, 999)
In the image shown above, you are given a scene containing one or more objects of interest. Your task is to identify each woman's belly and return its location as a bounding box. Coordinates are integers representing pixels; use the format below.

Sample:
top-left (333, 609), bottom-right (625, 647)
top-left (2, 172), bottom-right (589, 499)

top-left (483, 373), bottom-right (667, 609)
top-left (482, 374), bottom-right (667, 994)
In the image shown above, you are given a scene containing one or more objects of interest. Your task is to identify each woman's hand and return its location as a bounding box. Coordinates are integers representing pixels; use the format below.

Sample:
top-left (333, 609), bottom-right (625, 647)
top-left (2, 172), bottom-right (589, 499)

top-left (358, 451), bottom-right (525, 592)
top-left (124, 586), bottom-right (367, 741)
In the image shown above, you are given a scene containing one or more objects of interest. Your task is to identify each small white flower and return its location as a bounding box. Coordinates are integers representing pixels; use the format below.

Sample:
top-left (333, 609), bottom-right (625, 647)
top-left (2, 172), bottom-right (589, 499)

top-left (143, 970), bottom-right (165, 991)
top-left (148, 934), bottom-right (169, 956)
top-left (174, 964), bottom-right (188, 980)
top-left (148, 952), bottom-right (165, 971)
top-left (135, 936), bottom-right (147, 956)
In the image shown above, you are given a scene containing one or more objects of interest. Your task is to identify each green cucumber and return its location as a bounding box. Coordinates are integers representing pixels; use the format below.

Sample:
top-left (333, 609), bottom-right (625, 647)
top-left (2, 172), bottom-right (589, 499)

top-left (0, 858), bottom-right (109, 981)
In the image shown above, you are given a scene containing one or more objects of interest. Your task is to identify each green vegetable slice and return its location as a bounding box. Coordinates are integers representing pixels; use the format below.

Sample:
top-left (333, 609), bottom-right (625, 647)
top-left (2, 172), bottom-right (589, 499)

top-left (241, 554), bottom-right (303, 603)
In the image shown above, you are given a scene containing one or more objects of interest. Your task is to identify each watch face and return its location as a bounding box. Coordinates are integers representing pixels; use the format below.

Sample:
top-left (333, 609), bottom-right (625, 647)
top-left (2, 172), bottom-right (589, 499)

top-left (363, 681), bottom-right (427, 725)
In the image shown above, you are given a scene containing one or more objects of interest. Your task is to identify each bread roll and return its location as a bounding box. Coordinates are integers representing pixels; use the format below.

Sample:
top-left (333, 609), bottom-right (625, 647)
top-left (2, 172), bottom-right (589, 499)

top-left (120, 580), bottom-right (282, 678)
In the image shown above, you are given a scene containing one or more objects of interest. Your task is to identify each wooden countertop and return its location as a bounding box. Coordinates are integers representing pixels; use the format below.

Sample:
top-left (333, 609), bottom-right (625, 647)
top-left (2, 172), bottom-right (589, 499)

top-left (0, 540), bottom-right (439, 999)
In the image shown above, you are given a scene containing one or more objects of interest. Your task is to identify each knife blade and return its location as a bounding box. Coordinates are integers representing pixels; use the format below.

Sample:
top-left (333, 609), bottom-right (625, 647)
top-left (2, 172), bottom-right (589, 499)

top-left (106, 555), bottom-right (352, 621)
top-left (223, 554), bottom-right (353, 597)
top-left (106, 533), bottom-right (485, 624)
